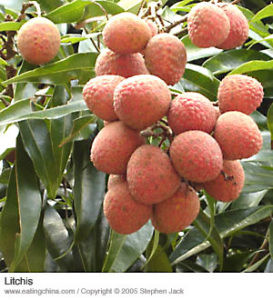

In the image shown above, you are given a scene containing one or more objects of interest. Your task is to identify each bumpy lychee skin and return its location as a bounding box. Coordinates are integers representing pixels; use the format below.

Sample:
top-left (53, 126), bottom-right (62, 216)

top-left (114, 75), bottom-right (171, 130)
top-left (214, 111), bottom-right (262, 160)
top-left (187, 3), bottom-right (230, 48)
top-left (217, 4), bottom-right (249, 49)
top-left (204, 160), bottom-right (245, 202)
top-left (104, 182), bottom-right (152, 235)
top-left (90, 121), bottom-right (144, 174)
top-left (170, 131), bottom-right (223, 183)
top-left (145, 19), bottom-right (158, 37)
top-left (218, 74), bottom-right (264, 115)
top-left (95, 49), bottom-right (149, 78)
top-left (167, 92), bottom-right (217, 134)
top-left (17, 17), bottom-right (60, 65)
top-left (144, 33), bottom-right (187, 85)
top-left (127, 145), bottom-right (181, 205)
top-left (107, 174), bottom-right (126, 190)
top-left (82, 75), bottom-right (124, 121)
top-left (102, 12), bottom-right (151, 54)
top-left (152, 183), bottom-right (200, 234)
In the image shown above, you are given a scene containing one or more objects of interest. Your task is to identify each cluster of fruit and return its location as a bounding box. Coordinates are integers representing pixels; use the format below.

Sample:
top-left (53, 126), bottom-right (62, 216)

top-left (82, 5), bottom-right (264, 235)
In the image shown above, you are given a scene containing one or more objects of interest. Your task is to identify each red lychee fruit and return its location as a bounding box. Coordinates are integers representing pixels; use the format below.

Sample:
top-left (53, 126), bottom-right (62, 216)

top-left (127, 145), bottom-right (181, 205)
top-left (152, 183), bottom-right (200, 234)
top-left (90, 121), bottom-right (144, 174)
top-left (204, 160), bottom-right (245, 202)
top-left (95, 49), bottom-right (149, 78)
top-left (145, 19), bottom-right (158, 37)
top-left (102, 12), bottom-right (151, 54)
top-left (214, 111), bottom-right (262, 160)
top-left (107, 174), bottom-right (126, 190)
top-left (104, 182), bottom-right (152, 234)
top-left (17, 17), bottom-right (60, 65)
top-left (218, 74), bottom-right (264, 115)
top-left (187, 2), bottom-right (230, 48)
top-left (217, 4), bottom-right (249, 49)
top-left (82, 75), bottom-right (124, 121)
top-left (170, 130), bottom-right (223, 183)
top-left (167, 92), bottom-right (217, 135)
top-left (113, 75), bottom-right (171, 130)
top-left (144, 33), bottom-right (187, 85)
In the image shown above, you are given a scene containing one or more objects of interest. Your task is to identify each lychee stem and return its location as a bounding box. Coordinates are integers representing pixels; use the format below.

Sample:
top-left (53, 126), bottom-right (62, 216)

top-left (165, 15), bottom-right (188, 33)
top-left (221, 170), bottom-right (235, 183)
top-left (231, 0), bottom-right (241, 5)
top-left (28, 1), bottom-right (42, 17)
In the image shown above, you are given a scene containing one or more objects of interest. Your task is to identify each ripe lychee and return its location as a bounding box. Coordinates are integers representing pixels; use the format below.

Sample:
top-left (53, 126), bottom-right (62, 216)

top-left (170, 130), bottom-right (223, 183)
top-left (114, 75), bottom-right (171, 130)
top-left (145, 19), bottom-right (158, 37)
top-left (218, 74), bottom-right (264, 115)
top-left (90, 121), bottom-right (144, 174)
top-left (17, 17), bottom-right (60, 65)
top-left (107, 174), bottom-right (126, 190)
top-left (102, 12), bottom-right (151, 54)
top-left (214, 111), bottom-right (262, 160)
top-left (127, 145), bottom-right (180, 205)
top-left (82, 75), bottom-right (124, 121)
top-left (187, 2), bottom-right (230, 48)
top-left (144, 33), bottom-right (187, 85)
top-left (217, 4), bottom-right (249, 49)
top-left (167, 92), bottom-right (217, 135)
top-left (152, 183), bottom-right (200, 234)
top-left (95, 49), bottom-right (149, 78)
top-left (204, 160), bottom-right (245, 202)
top-left (104, 182), bottom-right (152, 234)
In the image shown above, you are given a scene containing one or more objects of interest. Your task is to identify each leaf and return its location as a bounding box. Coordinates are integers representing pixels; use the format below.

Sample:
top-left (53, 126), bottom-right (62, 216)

top-left (251, 4), bottom-right (273, 23)
top-left (73, 139), bottom-right (106, 241)
top-left (3, 53), bottom-right (98, 85)
top-left (81, 1), bottom-right (124, 20)
top-left (196, 253), bottom-right (218, 273)
top-left (102, 222), bottom-right (154, 272)
top-left (19, 119), bottom-right (71, 199)
top-left (118, 0), bottom-right (143, 14)
top-left (0, 57), bottom-right (7, 66)
top-left (243, 253), bottom-right (270, 272)
top-left (182, 35), bottom-right (222, 62)
top-left (43, 205), bottom-right (75, 271)
top-left (267, 103), bottom-right (273, 139)
top-left (0, 21), bottom-right (23, 31)
top-left (193, 210), bottom-right (224, 270)
top-left (145, 244), bottom-right (172, 272)
top-left (229, 60), bottom-right (273, 75)
top-left (203, 49), bottom-right (271, 75)
top-left (0, 136), bottom-right (41, 271)
top-left (178, 63), bottom-right (220, 100)
top-left (269, 220), bottom-right (273, 260)
top-left (231, 190), bottom-right (268, 210)
top-left (170, 206), bottom-right (273, 265)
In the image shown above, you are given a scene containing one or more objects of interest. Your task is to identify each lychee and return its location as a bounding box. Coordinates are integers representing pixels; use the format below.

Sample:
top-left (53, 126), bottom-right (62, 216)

top-left (95, 49), bottom-right (149, 78)
top-left (204, 160), bottom-right (245, 202)
top-left (217, 4), bottom-right (249, 49)
top-left (152, 183), bottom-right (200, 234)
top-left (144, 33), bottom-right (187, 85)
top-left (82, 75), bottom-right (124, 121)
top-left (104, 182), bottom-right (152, 234)
top-left (218, 74), bottom-right (264, 115)
top-left (167, 92), bottom-right (217, 135)
top-left (90, 121), bottom-right (144, 174)
top-left (114, 75), bottom-right (171, 130)
top-left (145, 19), bottom-right (158, 37)
top-left (102, 12), bottom-right (151, 54)
top-left (17, 17), bottom-right (60, 65)
top-left (214, 111), bottom-right (262, 160)
top-left (107, 174), bottom-right (126, 190)
top-left (127, 145), bottom-right (180, 205)
top-left (187, 2), bottom-right (230, 48)
top-left (170, 130), bottom-right (223, 183)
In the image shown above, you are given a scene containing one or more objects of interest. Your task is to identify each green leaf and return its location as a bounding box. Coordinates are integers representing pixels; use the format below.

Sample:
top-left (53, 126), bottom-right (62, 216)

top-left (43, 205), bottom-right (75, 271)
top-left (178, 63), bottom-right (220, 100)
top-left (37, 0), bottom-right (64, 13)
top-left (73, 139), bottom-right (106, 241)
top-left (182, 36), bottom-right (222, 62)
top-left (0, 57), bottom-right (7, 66)
top-left (267, 103), bottom-right (273, 139)
top-left (3, 53), bottom-right (98, 85)
top-left (145, 244), bottom-right (172, 272)
top-left (118, 0), bottom-right (143, 13)
top-left (229, 60), bottom-right (273, 75)
top-left (103, 222), bottom-right (154, 272)
top-left (193, 210), bottom-right (223, 270)
top-left (170, 206), bottom-right (273, 265)
top-left (203, 49), bottom-right (271, 75)
top-left (232, 190), bottom-right (268, 210)
top-left (0, 136), bottom-right (41, 271)
top-left (251, 4), bottom-right (273, 23)
top-left (196, 253), bottom-right (218, 273)
top-left (0, 21), bottom-right (23, 32)
top-left (269, 220), bottom-right (273, 260)
top-left (243, 253), bottom-right (270, 272)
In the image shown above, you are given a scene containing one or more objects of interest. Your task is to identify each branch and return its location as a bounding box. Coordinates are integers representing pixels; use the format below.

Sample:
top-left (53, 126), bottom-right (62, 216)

top-left (231, 0), bottom-right (241, 4)
top-left (165, 15), bottom-right (188, 33)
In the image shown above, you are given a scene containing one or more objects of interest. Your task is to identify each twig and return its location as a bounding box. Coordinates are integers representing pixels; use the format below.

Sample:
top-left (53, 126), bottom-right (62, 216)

top-left (231, 0), bottom-right (241, 5)
top-left (248, 238), bottom-right (268, 267)
top-left (165, 15), bottom-right (188, 33)
top-left (137, 0), bottom-right (146, 16)
top-left (93, 1), bottom-right (109, 20)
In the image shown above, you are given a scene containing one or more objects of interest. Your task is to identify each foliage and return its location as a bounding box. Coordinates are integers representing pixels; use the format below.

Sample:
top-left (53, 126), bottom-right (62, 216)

top-left (0, 0), bottom-right (273, 273)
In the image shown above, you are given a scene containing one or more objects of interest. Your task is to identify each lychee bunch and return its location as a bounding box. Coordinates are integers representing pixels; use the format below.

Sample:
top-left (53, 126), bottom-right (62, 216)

top-left (81, 9), bottom-right (264, 236)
